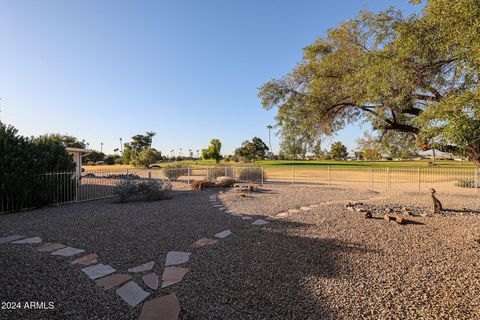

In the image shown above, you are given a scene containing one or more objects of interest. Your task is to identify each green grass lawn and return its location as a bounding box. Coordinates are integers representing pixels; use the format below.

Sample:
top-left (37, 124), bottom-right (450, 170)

top-left (157, 159), bottom-right (475, 168)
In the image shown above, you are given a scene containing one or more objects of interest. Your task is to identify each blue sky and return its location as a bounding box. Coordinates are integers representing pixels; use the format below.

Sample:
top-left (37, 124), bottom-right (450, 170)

top-left (0, 0), bottom-right (420, 156)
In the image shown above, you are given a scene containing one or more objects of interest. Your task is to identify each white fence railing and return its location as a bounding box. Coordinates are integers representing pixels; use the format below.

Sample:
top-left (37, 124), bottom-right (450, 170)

top-left (2, 166), bottom-right (478, 213)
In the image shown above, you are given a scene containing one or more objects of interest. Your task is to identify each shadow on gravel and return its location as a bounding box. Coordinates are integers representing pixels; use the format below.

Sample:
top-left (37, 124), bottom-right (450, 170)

top-left (181, 212), bottom-right (376, 319)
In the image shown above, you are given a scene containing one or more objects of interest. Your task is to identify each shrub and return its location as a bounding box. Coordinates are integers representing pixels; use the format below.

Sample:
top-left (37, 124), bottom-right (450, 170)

top-left (163, 164), bottom-right (188, 181)
top-left (455, 178), bottom-right (478, 188)
top-left (216, 176), bottom-right (235, 187)
top-left (114, 158), bottom-right (124, 165)
top-left (113, 179), bottom-right (172, 202)
top-left (0, 122), bottom-right (76, 212)
top-left (238, 167), bottom-right (264, 182)
top-left (87, 161), bottom-right (95, 166)
top-left (191, 180), bottom-right (215, 190)
top-left (95, 161), bottom-right (105, 166)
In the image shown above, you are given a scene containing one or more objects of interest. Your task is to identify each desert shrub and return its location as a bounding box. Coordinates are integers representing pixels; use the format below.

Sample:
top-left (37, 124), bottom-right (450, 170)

top-left (86, 161), bottom-right (95, 166)
top-left (163, 164), bottom-right (188, 181)
top-left (216, 176), bottom-right (235, 187)
top-left (191, 180), bottom-right (215, 190)
top-left (113, 179), bottom-right (172, 202)
top-left (105, 173), bottom-right (140, 180)
top-left (114, 158), bottom-right (124, 165)
top-left (455, 178), bottom-right (478, 188)
top-left (95, 161), bottom-right (105, 165)
top-left (238, 167), bottom-right (265, 182)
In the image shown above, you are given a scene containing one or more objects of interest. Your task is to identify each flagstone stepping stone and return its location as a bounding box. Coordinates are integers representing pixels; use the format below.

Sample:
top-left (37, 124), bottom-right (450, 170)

top-left (13, 237), bottom-right (41, 244)
top-left (51, 247), bottom-right (85, 257)
top-left (138, 294), bottom-right (180, 320)
top-left (82, 264), bottom-right (116, 280)
top-left (214, 230), bottom-right (232, 239)
top-left (128, 261), bottom-right (154, 273)
top-left (161, 267), bottom-right (190, 288)
top-left (0, 235), bottom-right (25, 244)
top-left (288, 209), bottom-right (300, 213)
top-left (71, 253), bottom-right (98, 266)
top-left (265, 216), bottom-right (278, 221)
top-left (213, 204), bottom-right (223, 207)
top-left (300, 206), bottom-right (311, 211)
top-left (142, 273), bottom-right (159, 290)
top-left (191, 238), bottom-right (218, 248)
top-left (116, 281), bottom-right (150, 307)
top-left (96, 273), bottom-right (131, 290)
top-left (252, 219), bottom-right (269, 225)
top-left (241, 216), bottom-right (253, 220)
top-left (165, 251), bottom-right (191, 266)
top-left (37, 243), bottom-right (66, 252)
top-left (218, 207), bottom-right (226, 211)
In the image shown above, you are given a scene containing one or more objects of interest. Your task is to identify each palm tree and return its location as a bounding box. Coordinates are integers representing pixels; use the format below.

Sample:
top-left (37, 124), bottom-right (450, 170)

top-left (100, 142), bottom-right (104, 153)
top-left (119, 138), bottom-right (123, 153)
top-left (196, 150), bottom-right (200, 158)
top-left (267, 125), bottom-right (273, 156)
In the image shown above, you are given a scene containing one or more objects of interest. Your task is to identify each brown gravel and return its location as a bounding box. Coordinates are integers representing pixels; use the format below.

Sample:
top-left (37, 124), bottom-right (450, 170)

top-left (0, 183), bottom-right (479, 319)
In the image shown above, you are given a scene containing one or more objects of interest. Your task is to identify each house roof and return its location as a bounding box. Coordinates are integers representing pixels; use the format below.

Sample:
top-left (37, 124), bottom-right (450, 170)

top-left (66, 147), bottom-right (91, 154)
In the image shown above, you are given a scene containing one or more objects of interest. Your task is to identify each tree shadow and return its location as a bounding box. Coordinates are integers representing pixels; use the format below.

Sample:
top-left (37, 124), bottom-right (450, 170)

top-left (180, 209), bottom-right (377, 319)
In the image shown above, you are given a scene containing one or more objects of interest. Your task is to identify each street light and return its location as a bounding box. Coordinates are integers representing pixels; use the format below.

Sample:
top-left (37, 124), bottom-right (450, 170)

top-left (100, 142), bottom-right (103, 153)
top-left (120, 138), bottom-right (123, 153)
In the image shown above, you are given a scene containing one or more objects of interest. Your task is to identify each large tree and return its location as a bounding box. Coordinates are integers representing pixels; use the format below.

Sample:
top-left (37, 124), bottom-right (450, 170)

top-left (202, 139), bottom-right (222, 164)
top-left (259, 0), bottom-right (480, 163)
top-left (234, 137), bottom-right (269, 162)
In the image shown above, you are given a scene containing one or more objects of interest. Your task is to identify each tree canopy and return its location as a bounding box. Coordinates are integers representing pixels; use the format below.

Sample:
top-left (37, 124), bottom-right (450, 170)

top-left (259, 0), bottom-right (480, 162)
top-left (330, 142), bottom-right (348, 160)
top-left (202, 139), bottom-right (222, 163)
top-left (234, 137), bottom-right (269, 162)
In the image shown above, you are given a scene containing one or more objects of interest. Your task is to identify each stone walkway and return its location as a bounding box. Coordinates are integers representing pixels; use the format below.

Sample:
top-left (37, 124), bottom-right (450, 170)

top-left (0, 189), bottom-right (323, 319)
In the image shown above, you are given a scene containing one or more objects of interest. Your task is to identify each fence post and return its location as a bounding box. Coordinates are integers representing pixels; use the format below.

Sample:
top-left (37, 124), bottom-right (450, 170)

top-left (292, 166), bottom-right (295, 185)
top-left (75, 174), bottom-right (79, 203)
top-left (368, 168), bottom-right (372, 190)
top-left (328, 167), bottom-right (331, 185)
top-left (476, 167), bottom-right (479, 194)
top-left (148, 171), bottom-right (152, 180)
top-left (261, 166), bottom-right (264, 185)
top-left (225, 166), bottom-right (228, 177)
top-left (417, 168), bottom-right (421, 192)
top-left (187, 167), bottom-right (190, 184)
top-left (387, 167), bottom-right (391, 191)
top-left (232, 166), bottom-right (235, 180)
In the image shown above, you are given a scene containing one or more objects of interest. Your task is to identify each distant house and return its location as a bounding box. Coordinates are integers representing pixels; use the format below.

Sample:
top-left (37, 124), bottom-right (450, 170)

top-left (66, 147), bottom-right (91, 177)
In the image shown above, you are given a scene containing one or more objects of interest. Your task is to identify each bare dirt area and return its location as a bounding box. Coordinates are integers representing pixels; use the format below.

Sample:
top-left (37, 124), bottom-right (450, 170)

top-left (0, 183), bottom-right (479, 319)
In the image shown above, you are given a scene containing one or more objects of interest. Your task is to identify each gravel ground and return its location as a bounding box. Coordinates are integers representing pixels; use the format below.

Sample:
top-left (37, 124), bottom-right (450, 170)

top-left (1, 184), bottom-right (479, 319)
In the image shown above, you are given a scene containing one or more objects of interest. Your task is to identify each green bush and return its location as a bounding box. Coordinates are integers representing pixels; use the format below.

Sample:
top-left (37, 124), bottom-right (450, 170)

top-left (95, 161), bottom-right (105, 165)
top-left (114, 158), bottom-right (124, 165)
top-left (113, 179), bottom-right (172, 202)
top-left (1, 122), bottom-right (76, 212)
top-left (87, 161), bottom-right (95, 166)
top-left (455, 178), bottom-right (478, 188)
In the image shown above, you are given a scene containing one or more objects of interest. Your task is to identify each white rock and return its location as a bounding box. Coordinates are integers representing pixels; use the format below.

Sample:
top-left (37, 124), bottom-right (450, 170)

top-left (241, 216), bottom-right (253, 220)
top-left (252, 219), bottom-right (269, 225)
top-left (0, 235), bottom-right (25, 244)
top-left (116, 281), bottom-right (150, 307)
top-left (165, 251), bottom-right (191, 266)
top-left (51, 247), bottom-right (85, 257)
top-left (82, 264), bottom-right (117, 280)
top-left (214, 230), bottom-right (232, 239)
top-left (128, 261), bottom-right (155, 273)
top-left (13, 237), bottom-right (42, 244)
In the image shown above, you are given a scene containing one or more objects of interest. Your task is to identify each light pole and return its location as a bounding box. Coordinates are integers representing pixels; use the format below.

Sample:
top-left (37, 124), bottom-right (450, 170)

top-left (170, 149), bottom-right (174, 159)
top-left (100, 142), bottom-right (103, 153)
top-left (267, 125), bottom-right (273, 157)
top-left (120, 138), bottom-right (123, 153)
